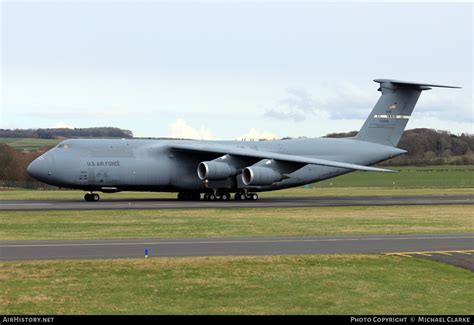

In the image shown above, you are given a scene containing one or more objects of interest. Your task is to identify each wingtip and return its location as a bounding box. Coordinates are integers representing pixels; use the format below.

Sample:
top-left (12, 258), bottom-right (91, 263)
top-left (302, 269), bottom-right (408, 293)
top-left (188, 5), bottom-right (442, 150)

top-left (378, 167), bottom-right (398, 173)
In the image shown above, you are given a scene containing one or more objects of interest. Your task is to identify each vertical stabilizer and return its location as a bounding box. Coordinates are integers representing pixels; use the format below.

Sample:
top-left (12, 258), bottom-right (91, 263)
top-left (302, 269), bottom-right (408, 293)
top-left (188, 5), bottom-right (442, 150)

top-left (355, 79), bottom-right (460, 147)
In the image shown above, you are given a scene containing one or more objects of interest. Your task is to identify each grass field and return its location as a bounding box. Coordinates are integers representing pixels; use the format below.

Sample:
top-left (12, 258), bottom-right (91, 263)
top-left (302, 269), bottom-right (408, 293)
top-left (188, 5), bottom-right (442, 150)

top-left (1, 186), bottom-right (473, 201)
top-left (0, 138), bottom-right (61, 151)
top-left (317, 165), bottom-right (474, 188)
top-left (1, 205), bottom-right (472, 240)
top-left (1, 255), bottom-right (473, 314)
top-left (1, 164), bottom-right (472, 315)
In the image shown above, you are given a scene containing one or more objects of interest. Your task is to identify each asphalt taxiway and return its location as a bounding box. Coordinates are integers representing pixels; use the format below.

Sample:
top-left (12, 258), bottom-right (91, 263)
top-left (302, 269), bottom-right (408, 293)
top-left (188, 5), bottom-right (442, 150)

top-left (385, 250), bottom-right (474, 271)
top-left (0, 194), bottom-right (472, 211)
top-left (1, 234), bottom-right (473, 262)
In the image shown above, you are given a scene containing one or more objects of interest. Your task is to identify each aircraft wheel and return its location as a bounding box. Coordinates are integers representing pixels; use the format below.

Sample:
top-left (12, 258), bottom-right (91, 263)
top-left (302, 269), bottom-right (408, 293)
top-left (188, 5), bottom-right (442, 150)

top-left (209, 193), bottom-right (216, 201)
top-left (234, 193), bottom-right (241, 201)
top-left (239, 193), bottom-right (247, 200)
top-left (85, 193), bottom-right (99, 202)
top-left (177, 192), bottom-right (184, 200)
top-left (250, 193), bottom-right (258, 200)
top-left (204, 193), bottom-right (209, 200)
top-left (221, 193), bottom-right (230, 201)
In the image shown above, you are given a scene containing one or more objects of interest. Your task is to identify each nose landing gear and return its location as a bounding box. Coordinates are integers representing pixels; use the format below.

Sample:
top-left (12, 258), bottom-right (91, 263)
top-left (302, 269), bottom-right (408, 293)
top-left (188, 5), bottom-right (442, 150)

top-left (84, 193), bottom-right (100, 202)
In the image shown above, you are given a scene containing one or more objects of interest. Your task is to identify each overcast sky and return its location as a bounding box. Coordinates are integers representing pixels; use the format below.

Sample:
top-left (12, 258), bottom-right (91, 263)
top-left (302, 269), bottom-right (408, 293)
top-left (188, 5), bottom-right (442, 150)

top-left (1, 1), bottom-right (472, 139)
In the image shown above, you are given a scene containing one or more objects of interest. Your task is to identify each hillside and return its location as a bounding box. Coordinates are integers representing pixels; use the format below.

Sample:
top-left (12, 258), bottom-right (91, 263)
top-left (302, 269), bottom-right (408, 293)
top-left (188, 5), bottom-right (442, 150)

top-left (325, 128), bottom-right (474, 165)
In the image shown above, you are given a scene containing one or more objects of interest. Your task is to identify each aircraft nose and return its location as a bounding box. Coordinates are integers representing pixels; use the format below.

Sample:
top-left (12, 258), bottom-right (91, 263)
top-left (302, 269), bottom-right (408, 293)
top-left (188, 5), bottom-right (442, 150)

top-left (27, 155), bottom-right (55, 181)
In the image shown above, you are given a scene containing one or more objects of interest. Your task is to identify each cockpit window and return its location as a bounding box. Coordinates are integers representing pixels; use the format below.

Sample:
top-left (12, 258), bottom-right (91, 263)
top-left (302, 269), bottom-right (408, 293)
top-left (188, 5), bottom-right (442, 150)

top-left (57, 143), bottom-right (71, 149)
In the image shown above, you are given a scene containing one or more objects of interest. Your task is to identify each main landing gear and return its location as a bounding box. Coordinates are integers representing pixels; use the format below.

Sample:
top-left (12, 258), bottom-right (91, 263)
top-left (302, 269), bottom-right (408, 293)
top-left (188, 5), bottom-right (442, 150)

top-left (203, 192), bottom-right (232, 201)
top-left (177, 191), bottom-right (259, 201)
top-left (234, 192), bottom-right (258, 201)
top-left (202, 191), bottom-right (258, 201)
top-left (84, 193), bottom-right (100, 202)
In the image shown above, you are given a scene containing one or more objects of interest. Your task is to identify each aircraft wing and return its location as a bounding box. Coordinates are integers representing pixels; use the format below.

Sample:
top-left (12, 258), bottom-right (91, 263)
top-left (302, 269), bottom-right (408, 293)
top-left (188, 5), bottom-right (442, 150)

top-left (170, 143), bottom-right (396, 173)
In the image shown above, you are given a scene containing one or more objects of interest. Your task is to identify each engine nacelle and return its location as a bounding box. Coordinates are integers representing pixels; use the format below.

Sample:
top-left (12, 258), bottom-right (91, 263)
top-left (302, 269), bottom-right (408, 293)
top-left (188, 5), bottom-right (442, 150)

top-left (242, 166), bottom-right (282, 186)
top-left (197, 161), bottom-right (237, 180)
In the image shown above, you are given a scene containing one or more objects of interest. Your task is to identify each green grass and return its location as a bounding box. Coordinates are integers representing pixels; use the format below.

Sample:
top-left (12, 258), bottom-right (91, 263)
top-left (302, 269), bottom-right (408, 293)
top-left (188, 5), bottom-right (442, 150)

top-left (0, 189), bottom-right (176, 200)
top-left (316, 165), bottom-right (474, 188)
top-left (264, 186), bottom-right (474, 197)
top-left (0, 138), bottom-right (61, 151)
top-left (1, 255), bottom-right (472, 314)
top-left (1, 206), bottom-right (472, 240)
top-left (1, 163), bottom-right (471, 315)
top-left (1, 186), bottom-right (473, 201)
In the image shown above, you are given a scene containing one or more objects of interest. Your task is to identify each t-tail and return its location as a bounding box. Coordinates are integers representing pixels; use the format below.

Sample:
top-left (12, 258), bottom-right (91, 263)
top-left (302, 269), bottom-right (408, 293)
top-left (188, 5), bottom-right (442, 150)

top-left (355, 79), bottom-right (461, 147)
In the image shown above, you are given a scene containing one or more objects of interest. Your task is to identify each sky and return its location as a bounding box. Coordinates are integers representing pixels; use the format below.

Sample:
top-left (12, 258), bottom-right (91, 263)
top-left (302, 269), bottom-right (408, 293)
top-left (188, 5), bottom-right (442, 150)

top-left (1, 1), bottom-right (472, 140)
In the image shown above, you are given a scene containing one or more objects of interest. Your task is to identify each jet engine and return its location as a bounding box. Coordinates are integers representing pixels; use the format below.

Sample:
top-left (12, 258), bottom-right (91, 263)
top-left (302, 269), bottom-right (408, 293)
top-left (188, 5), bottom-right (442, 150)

top-left (242, 166), bottom-right (282, 186)
top-left (197, 161), bottom-right (237, 180)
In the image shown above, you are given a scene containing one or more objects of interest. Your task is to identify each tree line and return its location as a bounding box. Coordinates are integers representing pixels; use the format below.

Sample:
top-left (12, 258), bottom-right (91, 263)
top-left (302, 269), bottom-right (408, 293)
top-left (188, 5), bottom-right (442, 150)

top-left (0, 144), bottom-right (48, 188)
top-left (325, 128), bottom-right (474, 165)
top-left (0, 127), bottom-right (133, 139)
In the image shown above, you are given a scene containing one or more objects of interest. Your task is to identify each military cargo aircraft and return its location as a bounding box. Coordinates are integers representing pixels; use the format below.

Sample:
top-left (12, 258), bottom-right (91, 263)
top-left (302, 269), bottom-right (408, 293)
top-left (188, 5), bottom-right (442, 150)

top-left (27, 79), bottom-right (460, 201)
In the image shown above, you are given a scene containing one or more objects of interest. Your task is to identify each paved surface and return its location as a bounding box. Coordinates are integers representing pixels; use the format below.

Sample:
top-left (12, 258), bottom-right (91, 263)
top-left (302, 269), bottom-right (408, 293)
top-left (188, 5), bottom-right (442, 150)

top-left (0, 195), bottom-right (472, 211)
top-left (385, 250), bottom-right (474, 271)
top-left (1, 234), bottom-right (472, 261)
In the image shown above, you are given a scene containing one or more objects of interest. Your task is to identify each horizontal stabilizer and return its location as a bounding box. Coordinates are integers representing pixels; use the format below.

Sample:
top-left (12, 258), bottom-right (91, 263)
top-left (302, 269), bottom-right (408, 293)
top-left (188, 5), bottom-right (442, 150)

top-left (374, 79), bottom-right (461, 90)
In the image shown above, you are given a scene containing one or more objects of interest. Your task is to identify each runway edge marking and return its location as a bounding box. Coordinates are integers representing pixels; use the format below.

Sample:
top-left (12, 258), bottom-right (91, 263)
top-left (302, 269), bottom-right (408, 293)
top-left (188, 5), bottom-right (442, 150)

top-left (383, 249), bottom-right (474, 257)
